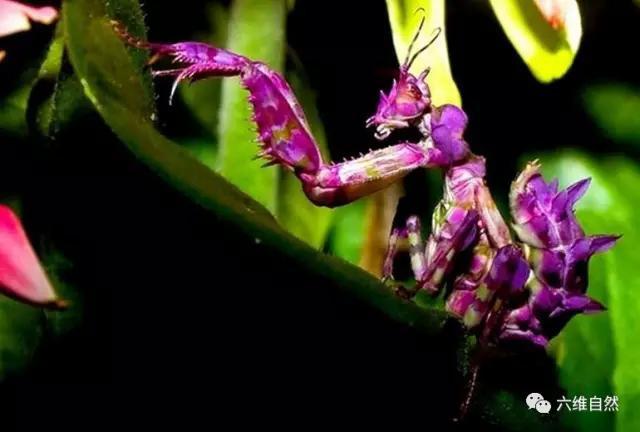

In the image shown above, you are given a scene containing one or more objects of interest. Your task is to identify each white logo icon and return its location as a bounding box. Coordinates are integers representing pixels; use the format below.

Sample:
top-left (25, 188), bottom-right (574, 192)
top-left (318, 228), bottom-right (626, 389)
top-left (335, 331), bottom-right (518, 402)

top-left (535, 399), bottom-right (552, 414)
top-left (526, 392), bottom-right (551, 414)
top-left (526, 393), bottom-right (544, 409)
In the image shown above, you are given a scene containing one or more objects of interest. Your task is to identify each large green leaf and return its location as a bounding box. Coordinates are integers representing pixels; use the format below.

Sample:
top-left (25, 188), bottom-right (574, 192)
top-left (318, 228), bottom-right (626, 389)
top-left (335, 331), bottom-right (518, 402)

top-left (489, 0), bottom-right (582, 83)
top-left (62, 0), bottom-right (448, 335)
top-left (385, 0), bottom-right (460, 106)
top-left (540, 151), bottom-right (640, 432)
top-left (216, 0), bottom-right (286, 213)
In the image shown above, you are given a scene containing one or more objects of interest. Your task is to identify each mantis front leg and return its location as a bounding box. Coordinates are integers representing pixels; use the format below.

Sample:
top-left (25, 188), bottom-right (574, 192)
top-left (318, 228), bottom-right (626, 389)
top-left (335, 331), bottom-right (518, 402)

top-left (113, 24), bottom-right (468, 207)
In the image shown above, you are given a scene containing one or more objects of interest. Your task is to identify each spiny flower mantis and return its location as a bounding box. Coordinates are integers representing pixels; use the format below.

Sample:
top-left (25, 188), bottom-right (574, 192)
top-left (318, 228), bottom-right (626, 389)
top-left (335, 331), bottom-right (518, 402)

top-left (111, 15), bottom-right (617, 352)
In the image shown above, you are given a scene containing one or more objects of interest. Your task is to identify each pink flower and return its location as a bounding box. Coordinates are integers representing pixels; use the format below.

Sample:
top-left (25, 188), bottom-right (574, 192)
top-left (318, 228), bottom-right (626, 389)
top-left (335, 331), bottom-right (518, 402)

top-left (0, 205), bottom-right (65, 308)
top-left (534, 0), bottom-right (569, 30)
top-left (0, 0), bottom-right (58, 61)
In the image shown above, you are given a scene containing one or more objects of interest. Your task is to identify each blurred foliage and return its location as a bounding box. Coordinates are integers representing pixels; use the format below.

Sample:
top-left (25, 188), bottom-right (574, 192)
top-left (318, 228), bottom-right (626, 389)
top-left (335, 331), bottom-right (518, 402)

top-left (327, 199), bottom-right (368, 266)
top-left (0, 81), bottom-right (31, 137)
top-left (0, 296), bottom-right (42, 377)
top-left (490, 0), bottom-right (582, 82)
top-left (583, 84), bottom-right (640, 149)
top-left (0, 24), bottom-right (58, 138)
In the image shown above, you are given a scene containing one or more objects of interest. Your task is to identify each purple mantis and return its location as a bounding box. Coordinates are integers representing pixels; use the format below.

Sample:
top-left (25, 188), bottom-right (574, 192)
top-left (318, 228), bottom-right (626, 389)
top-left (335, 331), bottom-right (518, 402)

top-left (112, 17), bottom-right (618, 352)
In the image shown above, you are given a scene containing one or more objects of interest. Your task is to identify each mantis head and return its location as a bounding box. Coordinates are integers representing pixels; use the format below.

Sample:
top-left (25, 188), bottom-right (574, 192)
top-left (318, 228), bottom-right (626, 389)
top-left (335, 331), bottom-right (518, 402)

top-left (366, 67), bottom-right (432, 140)
top-left (366, 14), bottom-right (441, 141)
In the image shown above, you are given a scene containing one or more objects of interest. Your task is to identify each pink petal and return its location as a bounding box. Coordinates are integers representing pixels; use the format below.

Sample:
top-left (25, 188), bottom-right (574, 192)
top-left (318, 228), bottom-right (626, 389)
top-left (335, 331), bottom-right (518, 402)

top-left (0, 205), bottom-right (65, 308)
top-left (0, 1), bottom-right (58, 38)
top-left (534, 0), bottom-right (569, 30)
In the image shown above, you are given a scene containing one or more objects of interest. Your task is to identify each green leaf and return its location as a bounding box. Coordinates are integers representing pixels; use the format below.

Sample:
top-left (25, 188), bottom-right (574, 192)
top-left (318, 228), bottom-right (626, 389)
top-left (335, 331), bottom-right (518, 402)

top-left (277, 61), bottom-right (332, 248)
top-left (540, 151), bottom-right (640, 432)
top-left (278, 171), bottom-right (332, 248)
top-left (327, 199), bottom-right (368, 265)
top-left (0, 23), bottom-right (59, 138)
top-left (28, 32), bottom-right (91, 142)
top-left (216, 0), bottom-right (286, 213)
top-left (385, 0), bottom-right (460, 106)
top-left (27, 21), bottom-right (66, 138)
top-left (62, 0), bottom-right (448, 336)
top-left (179, 137), bottom-right (217, 170)
top-left (0, 81), bottom-right (33, 138)
top-left (583, 84), bottom-right (640, 148)
top-left (489, 0), bottom-right (582, 83)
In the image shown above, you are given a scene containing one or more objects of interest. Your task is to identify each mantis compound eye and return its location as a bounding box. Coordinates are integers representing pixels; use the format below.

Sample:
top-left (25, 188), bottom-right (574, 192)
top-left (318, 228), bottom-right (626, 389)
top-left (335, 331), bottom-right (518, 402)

top-left (406, 83), bottom-right (422, 99)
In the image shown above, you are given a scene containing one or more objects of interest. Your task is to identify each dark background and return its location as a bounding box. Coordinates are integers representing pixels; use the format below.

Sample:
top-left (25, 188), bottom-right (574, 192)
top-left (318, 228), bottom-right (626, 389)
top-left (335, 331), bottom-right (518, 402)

top-left (0, 0), bottom-right (638, 430)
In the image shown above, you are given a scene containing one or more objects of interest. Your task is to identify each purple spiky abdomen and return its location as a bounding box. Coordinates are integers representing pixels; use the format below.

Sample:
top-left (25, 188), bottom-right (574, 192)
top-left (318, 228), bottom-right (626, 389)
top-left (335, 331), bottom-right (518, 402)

top-left (510, 162), bottom-right (619, 292)
top-left (496, 162), bottom-right (619, 348)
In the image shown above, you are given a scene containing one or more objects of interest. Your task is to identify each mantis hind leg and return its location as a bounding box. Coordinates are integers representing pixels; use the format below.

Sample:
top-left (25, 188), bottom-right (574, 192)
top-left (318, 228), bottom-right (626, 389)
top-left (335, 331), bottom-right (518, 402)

top-left (382, 216), bottom-right (427, 283)
top-left (383, 199), bottom-right (480, 297)
top-left (417, 206), bottom-right (480, 295)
